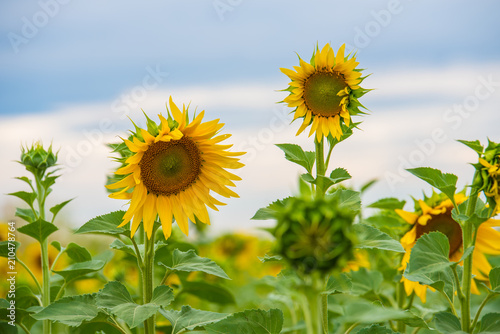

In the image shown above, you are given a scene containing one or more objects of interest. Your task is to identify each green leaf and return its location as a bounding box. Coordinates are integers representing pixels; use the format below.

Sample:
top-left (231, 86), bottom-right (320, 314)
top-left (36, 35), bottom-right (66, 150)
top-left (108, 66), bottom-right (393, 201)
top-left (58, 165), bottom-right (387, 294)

top-left (478, 313), bottom-right (500, 333)
top-left (328, 168), bottom-right (352, 184)
top-left (407, 167), bottom-right (458, 204)
top-left (53, 260), bottom-right (105, 282)
top-left (401, 310), bottom-right (430, 329)
top-left (452, 198), bottom-right (490, 228)
top-left (489, 267), bottom-right (500, 292)
top-left (340, 301), bottom-right (410, 323)
top-left (157, 249), bottom-right (229, 280)
top-left (159, 306), bottom-right (228, 334)
top-left (357, 324), bottom-right (396, 334)
top-left (333, 188), bottom-right (361, 212)
top-left (275, 143), bottom-right (315, 173)
top-left (433, 312), bottom-right (462, 334)
top-left (75, 211), bottom-right (129, 236)
top-left (51, 241), bottom-right (61, 251)
top-left (17, 219), bottom-right (58, 243)
top-left (354, 224), bottom-right (405, 253)
top-left (205, 308), bottom-right (283, 334)
top-left (8, 191), bottom-right (37, 207)
top-left (50, 199), bottom-right (73, 221)
top-left (458, 139), bottom-right (484, 155)
top-left (96, 281), bottom-right (173, 328)
top-left (351, 268), bottom-right (383, 295)
top-left (65, 243), bottom-right (92, 263)
top-left (258, 254), bottom-right (283, 263)
top-left (109, 239), bottom-right (137, 257)
top-left (300, 173), bottom-right (316, 184)
top-left (322, 273), bottom-right (352, 295)
top-left (32, 294), bottom-right (99, 327)
top-left (181, 281), bottom-right (235, 305)
top-left (404, 232), bottom-right (452, 277)
top-left (0, 241), bottom-right (20, 258)
top-left (360, 178), bottom-right (377, 194)
top-left (15, 207), bottom-right (37, 223)
top-left (367, 197), bottom-right (406, 210)
top-left (251, 197), bottom-right (290, 220)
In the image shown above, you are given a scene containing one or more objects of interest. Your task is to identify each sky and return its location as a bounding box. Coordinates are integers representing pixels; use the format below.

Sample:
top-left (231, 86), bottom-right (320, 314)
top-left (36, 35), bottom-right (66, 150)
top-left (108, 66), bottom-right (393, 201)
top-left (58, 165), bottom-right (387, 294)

top-left (1, 0), bottom-right (500, 236)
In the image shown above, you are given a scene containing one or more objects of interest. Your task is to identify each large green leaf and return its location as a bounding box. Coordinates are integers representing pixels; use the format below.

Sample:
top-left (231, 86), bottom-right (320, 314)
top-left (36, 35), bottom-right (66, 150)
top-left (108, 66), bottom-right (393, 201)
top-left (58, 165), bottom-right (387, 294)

top-left (489, 267), bottom-right (500, 293)
top-left (181, 281), bottom-right (235, 305)
top-left (322, 273), bottom-right (352, 295)
top-left (478, 313), bottom-right (500, 333)
top-left (339, 301), bottom-right (409, 323)
top-left (458, 139), bottom-right (484, 155)
top-left (367, 197), bottom-right (406, 210)
top-left (354, 224), bottom-right (404, 253)
top-left (159, 306), bottom-right (228, 334)
top-left (111, 239), bottom-right (167, 259)
top-left (433, 312), bottom-right (463, 334)
top-left (407, 167), bottom-right (458, 204)
top-left (65, 242), bottom-right (92, 263)
top-left (17, 219), bottom-right (58, 243)
top-left (157, 249), bottom-right (229, 280)
top-left (15, 208), bottom-right (37, 223)
top-left (404, 232), bottom-right (452, 276)
top-left (0, 241), bottom-right (20, 258)
top-left (351, 268), bottom-right (383, 295)
top-left (205, 308), bottom-right (283, 334)
top-left (32, 294), bottom-right (100, 327)
top-left (333, 188), bottom-right (361, 212)
top-left (75, 211), bottom-right (129, 236)
top-left (53, 260), bottom-right (105, 282)
top-left (96, 281), bottom-right (173, 328)
top-left (275, 143), bottom-right (315, 173)
top-left (8, 191), bottom-right (37, 207)
top-left (251, 197), bottom-right (290, 220)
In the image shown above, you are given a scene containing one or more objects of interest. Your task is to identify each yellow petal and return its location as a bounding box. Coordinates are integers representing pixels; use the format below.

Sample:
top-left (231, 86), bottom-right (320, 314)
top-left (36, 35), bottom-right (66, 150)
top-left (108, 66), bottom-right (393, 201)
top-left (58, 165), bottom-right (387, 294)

top-left (395, 209), bottom-right (418, 225)
top-left (142, 194), bottom-right (157, 239)
top-left (336, 44), bottom-right (346, 65)
top-left (157, 195), bottom-right (173, 239)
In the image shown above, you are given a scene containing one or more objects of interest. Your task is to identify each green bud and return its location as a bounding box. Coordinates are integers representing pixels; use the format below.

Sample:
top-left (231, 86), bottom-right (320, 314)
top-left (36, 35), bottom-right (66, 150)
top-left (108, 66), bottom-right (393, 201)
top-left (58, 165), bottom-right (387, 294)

top-left (20, 142), bottom-right (57, 175)
top-left (272, 193), bottom-right (356, 275)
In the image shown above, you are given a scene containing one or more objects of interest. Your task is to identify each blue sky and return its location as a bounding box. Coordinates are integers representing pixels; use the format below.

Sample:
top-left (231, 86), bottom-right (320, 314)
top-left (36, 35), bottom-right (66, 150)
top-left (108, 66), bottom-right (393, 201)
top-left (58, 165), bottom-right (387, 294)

top-left (1, 0), bottom-right (500, 234)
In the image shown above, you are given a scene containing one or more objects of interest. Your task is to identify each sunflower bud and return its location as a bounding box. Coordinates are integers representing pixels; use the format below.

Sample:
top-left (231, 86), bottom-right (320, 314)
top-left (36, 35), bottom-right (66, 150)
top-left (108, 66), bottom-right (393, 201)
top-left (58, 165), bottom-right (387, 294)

top-left (478, 140), bottom-right (500, 214)
top-left (272, 193), bottom-right (356, 275)
top-left (20, 142), bottom-right (57, 176)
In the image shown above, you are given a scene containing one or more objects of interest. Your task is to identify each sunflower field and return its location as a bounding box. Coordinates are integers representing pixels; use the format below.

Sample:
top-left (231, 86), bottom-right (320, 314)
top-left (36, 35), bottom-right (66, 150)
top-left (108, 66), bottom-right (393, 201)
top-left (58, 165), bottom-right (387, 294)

top-left (2, 36), bottom-right (500, 334)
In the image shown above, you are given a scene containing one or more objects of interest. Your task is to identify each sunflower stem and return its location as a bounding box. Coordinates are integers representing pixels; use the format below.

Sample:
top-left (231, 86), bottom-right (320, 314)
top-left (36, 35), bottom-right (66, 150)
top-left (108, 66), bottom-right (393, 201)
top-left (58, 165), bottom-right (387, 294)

top-left (461, 175), bottom-right (479, 333)
top-left (396, 280), bottom-right (407, 333)
top-left (16, 257), bottom-right (42, 295)
top-left (321, 278), bottom-right (329, 334)
top-left (315, 138), bottom-right (326, 198)
top-left (143, 226), bottom-right (157, 334)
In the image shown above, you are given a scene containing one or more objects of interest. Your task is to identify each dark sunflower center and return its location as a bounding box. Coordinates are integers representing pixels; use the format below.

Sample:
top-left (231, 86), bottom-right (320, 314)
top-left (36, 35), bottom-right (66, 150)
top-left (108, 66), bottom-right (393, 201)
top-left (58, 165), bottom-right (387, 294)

top-left (415, 213), bottom-right (462, 257)
top-left (139, 137), bottom-right (202, 196)
top-left (303, 71), bottom-right (348, 117)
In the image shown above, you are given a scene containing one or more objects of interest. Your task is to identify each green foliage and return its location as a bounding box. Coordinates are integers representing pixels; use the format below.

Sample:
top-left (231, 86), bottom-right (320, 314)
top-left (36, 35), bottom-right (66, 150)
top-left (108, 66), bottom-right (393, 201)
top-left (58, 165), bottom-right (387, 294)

top-left (75, 211), bottom-right (129, 236)
top-left (452, 197), bottom-right (490, 227)
top-left (53, 260), bottom-right (105, 283)
top-left (50, 199), bottom-right (73, 222)
top-left (407, 167), bottom-right (458, 205)
top-left (181, 281), bottom-right (235, 305)
top-left (159, 306), bottom-right (228, 334)
top-left (433, 312), bottom-right (463, 334)
top-left (458, 139), bottom-right (484, 155)
top-left (32, 294), bottom-right (100, 327)
top-left (157, 249), bottom-right (230, 279)
top-left (275, 143), bottom-right (315, 173)
top-left (8, 191), bottom-right (37, 208)
top-left (0, 241), bottom-right (20, 258)
top-left (354, 224), bottom-right (405, 253)
top-left (251, 197), bottom-right (291, 220)
top-left (323, 273), bottom-right (352, 295)
top-left (367, 197), bottom-right (406, 210)
top-left (65, 243), bottom-right (92, 263)
top-left (357, 324), bottom-right (396, 333)
top-left (205, 308), bottom-right (284, 334)
top-left (351, 268), bottom-right (383, 295)
top-left (17, 219), bottom-right (58, 243)
top-left (478, 313), bottom-right (500, 333)
top-left (15, 207), bottom-right (37, 223)
top-left (489, 267), bottom-right (500, 292)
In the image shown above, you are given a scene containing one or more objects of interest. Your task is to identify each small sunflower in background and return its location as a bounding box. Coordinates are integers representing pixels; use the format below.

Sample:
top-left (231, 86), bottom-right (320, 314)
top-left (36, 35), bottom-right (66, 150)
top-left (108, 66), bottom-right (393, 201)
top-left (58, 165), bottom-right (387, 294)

top-left (478, 141), bottom-right (500, 215)
top-left (280, 43), bottom-right (369, 142)
top-left (107, 97), bottom-right (244, 239)
top-left (396, 193), bottom-right (500, 302)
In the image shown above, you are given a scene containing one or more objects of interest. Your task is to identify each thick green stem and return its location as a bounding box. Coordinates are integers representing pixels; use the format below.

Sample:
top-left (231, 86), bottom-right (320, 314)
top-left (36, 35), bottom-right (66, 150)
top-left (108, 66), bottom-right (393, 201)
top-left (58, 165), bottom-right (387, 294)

top-left (315, 138), bottom-right (326, 198)
top-left (461, 177), bottom-right (479, 332)
top-left (321, 292), bottom-right (328, 334)
top-left (396, 280), bottom-right (407, 333)
top-left (143, 227), bottom-right (156, 334)
top-left (304, 286), bottom-right (321, 334)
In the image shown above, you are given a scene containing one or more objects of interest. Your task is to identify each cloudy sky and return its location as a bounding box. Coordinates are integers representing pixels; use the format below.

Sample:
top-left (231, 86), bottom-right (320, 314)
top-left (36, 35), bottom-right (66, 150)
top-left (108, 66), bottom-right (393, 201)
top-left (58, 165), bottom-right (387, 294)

top-left (1, 0), bottom-right (500, 235)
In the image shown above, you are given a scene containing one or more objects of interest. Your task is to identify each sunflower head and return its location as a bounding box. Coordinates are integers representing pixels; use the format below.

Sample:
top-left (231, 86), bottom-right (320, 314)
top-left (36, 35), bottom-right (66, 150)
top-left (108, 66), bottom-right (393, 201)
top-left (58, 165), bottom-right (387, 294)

top-left (272, 193), bottom-right (356, 275)
top-left (396, 192), bottom-right (500, 302)
top-left (478, 140), bottom-right (500, 215)
top-left (107, 97), bottom-right (244, 239)
top-left (280, 43), bottom-right (369, 142)
top-left (19, 141), bottom-right (57, 176)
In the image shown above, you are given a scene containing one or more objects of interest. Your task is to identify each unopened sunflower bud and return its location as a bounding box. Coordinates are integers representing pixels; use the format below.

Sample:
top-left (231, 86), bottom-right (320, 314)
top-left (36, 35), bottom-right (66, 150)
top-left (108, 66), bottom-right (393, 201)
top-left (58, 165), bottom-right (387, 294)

top-left (20, 142), bottom-right (57, 176)
top-left (272, 193), bottom-right (356, 275)
top-left (478, 140), bottom-right (500, 214)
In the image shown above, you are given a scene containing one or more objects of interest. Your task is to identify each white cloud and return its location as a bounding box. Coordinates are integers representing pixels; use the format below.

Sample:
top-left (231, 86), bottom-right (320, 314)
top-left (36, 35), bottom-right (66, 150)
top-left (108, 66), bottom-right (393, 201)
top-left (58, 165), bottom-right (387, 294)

top-left (1, 63), bottom-right (500, 235)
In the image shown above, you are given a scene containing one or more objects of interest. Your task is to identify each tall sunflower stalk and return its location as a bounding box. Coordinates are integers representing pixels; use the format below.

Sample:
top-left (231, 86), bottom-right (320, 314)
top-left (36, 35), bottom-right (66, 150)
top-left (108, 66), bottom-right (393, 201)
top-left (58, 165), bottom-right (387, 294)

top-left (107, 98), bottom-right (244, 333)
top-left (277, 43), bottom-right (370, 334)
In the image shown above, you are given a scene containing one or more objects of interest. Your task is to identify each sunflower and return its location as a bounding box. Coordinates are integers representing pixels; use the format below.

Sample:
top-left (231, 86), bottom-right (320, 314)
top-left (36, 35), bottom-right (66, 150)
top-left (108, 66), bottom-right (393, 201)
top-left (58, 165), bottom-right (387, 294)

top-left (280, 43), bottom-right (368, 142)
top-left (396, 194), bottom-right (500, 302)
top-left (107, 97), bottom-right (244, 239)
top-left (479, 156), bottom-right (500, 215)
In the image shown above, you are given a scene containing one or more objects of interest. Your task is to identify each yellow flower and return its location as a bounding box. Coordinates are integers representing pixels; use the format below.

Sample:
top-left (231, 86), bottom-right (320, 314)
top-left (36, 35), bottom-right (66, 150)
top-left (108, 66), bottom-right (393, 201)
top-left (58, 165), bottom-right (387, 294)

top-left (343, 249), bottom-right (370, 272)
top-left (107, 97), bottom-right (244, 239)
top-left (396, 194), bottom-right (500, 302)
top-left (280, 43), bottom-right (368, 142)
top-left (479, 157), bottom-right (500, 215)
top-left (21, 242), bottom-right (62, 283)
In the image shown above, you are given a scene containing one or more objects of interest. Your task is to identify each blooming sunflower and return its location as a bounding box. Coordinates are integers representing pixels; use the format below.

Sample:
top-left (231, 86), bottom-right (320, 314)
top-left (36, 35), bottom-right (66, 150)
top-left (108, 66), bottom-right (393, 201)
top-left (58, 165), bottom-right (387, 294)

top-left (396, 193), bottom-right (500, 302)
top-left (107, 97), bottom-right (244, 239)
top-left (280, 43), bottom-right (368, 142)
